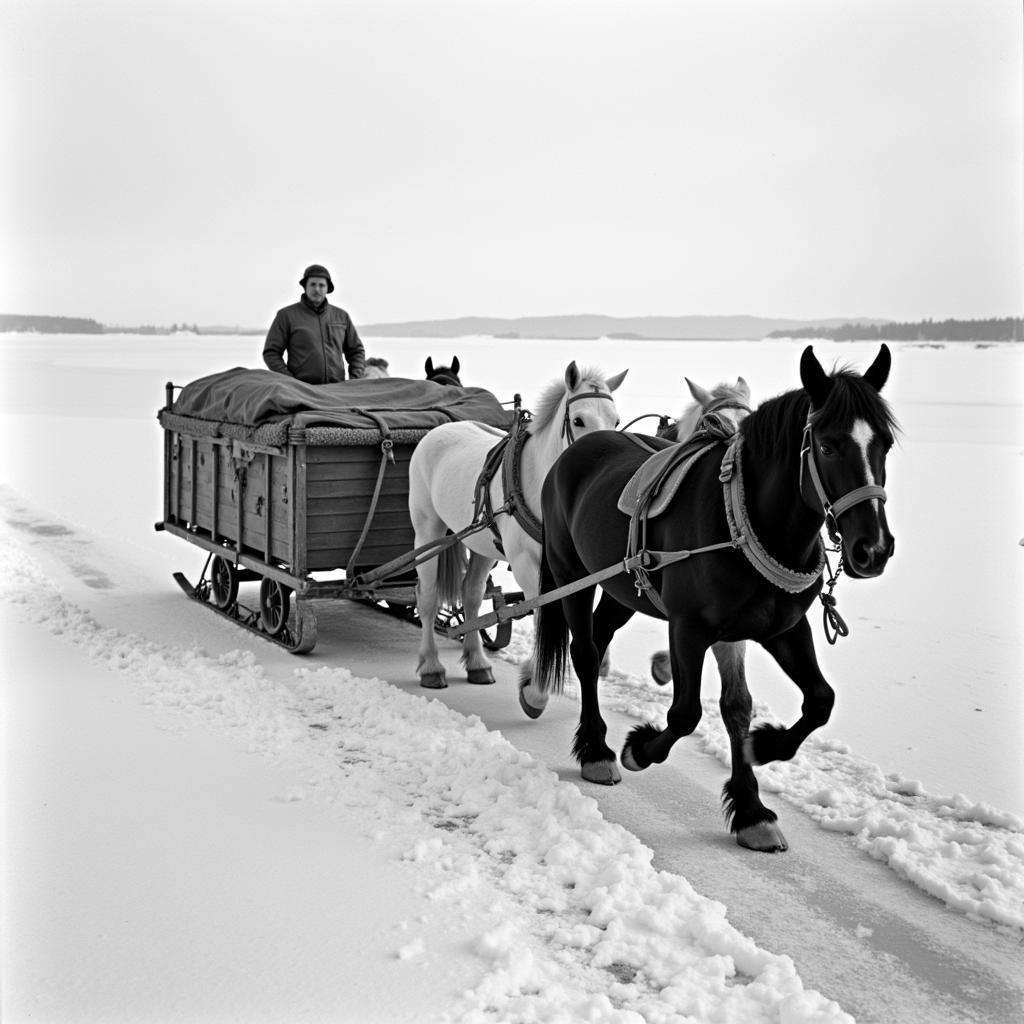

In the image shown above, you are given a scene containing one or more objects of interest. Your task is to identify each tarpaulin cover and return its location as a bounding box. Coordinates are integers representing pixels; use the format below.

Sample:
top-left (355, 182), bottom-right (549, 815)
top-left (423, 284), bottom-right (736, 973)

top-left (170, 367), bottom-right (513, 431)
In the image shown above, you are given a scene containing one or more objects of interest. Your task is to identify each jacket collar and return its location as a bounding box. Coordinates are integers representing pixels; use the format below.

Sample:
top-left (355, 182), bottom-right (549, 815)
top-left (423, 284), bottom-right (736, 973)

top-left (301, 293), bottom-right (329, 314)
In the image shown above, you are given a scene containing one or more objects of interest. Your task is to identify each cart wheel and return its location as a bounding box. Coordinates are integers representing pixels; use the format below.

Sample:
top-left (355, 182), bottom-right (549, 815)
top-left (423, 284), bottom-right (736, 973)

top-left (259, 578), bottom-right (291, 636)
top-left (210, 556), bottom-right (239, 610)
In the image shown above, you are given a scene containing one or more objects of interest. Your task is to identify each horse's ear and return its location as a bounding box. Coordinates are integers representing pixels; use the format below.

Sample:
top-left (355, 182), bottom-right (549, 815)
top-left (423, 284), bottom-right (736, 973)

top-left (800, 346), bottom-right (833, 407)
top-left (736, 376), bottom-right (750, 399)
top-left (862, 344), bottom-right (891, 392)
top-left (605, 368), bottom-right (628, 392)
top-left (565, 361), bottom-right (581, 391)
top-left (686, 378), bottom-right (712, 406)
top-left (451, 356), bottom-right (460, 374)
top-left (425, 357), bottom-right (434, 376)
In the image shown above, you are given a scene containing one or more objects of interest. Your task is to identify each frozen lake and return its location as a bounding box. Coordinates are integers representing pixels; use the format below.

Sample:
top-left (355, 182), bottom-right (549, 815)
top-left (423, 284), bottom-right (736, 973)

top-left (1, 332), bottom-right (1021, 816)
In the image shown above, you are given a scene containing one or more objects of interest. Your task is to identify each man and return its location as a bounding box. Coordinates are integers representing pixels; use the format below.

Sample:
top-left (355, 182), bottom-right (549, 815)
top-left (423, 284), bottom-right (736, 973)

top-left (263, 264), bottom-right (366, 383)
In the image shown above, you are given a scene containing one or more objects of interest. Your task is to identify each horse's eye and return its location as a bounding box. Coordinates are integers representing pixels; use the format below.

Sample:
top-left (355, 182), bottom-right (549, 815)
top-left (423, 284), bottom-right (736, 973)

top-left (573, 416), bottom-right (585, 427)
top-left (819, 442), bottom-right (836, 458)
top-left (615, 419), bottom-right (621, 428)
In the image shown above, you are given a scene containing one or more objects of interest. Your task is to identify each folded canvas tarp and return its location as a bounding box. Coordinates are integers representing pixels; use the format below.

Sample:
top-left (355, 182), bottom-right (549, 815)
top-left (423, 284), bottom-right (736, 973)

top-left (169, 367), bottom-right (513, 432)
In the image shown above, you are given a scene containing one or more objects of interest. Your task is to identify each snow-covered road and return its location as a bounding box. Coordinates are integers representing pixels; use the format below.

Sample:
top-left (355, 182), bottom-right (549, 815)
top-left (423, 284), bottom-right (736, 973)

top-left (3, 493), bottom-right (1021, 1023)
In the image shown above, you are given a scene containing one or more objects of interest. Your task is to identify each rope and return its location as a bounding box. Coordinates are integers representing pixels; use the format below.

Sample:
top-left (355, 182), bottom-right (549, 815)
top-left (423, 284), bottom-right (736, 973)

top-left (345, 410), bottom-right (395, 578)
top-left (720, 435), bottom-right (826, 594)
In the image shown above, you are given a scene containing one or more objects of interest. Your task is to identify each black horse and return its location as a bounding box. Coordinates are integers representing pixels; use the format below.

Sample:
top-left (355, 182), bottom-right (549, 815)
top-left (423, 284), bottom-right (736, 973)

top-left (425, 356), bottom-right (462, 386)
top-left (528, 345), bottom-right (897, 852)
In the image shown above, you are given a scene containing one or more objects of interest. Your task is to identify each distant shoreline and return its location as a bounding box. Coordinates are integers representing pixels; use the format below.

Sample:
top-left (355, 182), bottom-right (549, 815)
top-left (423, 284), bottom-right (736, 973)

top-left (1, 312), bottom-right (1020, 343)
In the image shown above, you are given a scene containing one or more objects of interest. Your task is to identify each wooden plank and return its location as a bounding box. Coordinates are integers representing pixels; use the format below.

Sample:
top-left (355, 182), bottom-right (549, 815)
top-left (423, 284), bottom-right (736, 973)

top-left (306, 510), bottom-right (412, 537)
top-left (211, 442), bottom-right (220, 541)
top-left (294, 443), bottom-right (308, 576)
top-left (189, 437), bottom-right (198, 525)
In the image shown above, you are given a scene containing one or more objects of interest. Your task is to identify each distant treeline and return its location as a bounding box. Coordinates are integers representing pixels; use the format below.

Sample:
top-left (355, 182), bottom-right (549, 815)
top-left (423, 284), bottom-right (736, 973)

top-left (768, 317), bottom-right (1023, 342)
top-left (0, 314), bottom-right (104, 333)
top-left (0, 314), bottom-right (265, 336)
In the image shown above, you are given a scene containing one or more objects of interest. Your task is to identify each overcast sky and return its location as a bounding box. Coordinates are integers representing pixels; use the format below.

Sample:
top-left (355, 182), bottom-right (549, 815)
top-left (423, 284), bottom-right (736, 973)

top-left (2, 0), bottom-right (1021, 327)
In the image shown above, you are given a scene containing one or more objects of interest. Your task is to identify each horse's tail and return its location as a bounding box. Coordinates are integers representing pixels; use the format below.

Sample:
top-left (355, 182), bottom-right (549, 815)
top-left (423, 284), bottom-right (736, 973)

top-left (435, 539), bottom-right (468, 609)
top-left (533, 531), bottom-right (569, 695)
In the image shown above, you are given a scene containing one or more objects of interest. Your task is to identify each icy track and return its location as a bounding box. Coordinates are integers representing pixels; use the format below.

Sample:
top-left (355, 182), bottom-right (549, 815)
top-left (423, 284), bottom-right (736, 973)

top-left (491, 628), bottom-right (1024, 934)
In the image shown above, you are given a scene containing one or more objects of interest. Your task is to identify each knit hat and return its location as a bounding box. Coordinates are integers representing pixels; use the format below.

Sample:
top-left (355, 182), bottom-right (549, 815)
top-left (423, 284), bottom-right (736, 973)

top-left (300, 264), bottom-right (334, 293)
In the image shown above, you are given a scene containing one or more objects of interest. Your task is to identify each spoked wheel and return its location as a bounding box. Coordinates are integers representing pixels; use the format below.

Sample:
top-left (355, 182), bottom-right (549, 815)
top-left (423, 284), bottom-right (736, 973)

top-left (258, 578), bottom-right (292, 636)
top-left (210, 555), bottom-right (239, 610)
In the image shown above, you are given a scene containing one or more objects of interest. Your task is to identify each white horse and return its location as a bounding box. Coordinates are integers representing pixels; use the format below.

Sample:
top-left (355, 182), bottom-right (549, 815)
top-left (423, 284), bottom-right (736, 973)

top-left (408, 361), bottom-right (628, 690)
top-left (364, 356), bottom-right (390, 378)
top-left (670, 376), bottom-right (751, 441)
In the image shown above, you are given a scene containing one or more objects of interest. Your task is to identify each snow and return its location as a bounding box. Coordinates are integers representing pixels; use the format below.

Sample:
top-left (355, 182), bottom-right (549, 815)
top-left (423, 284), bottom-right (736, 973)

top-left (2, 334), bottom-right (1022, 1022)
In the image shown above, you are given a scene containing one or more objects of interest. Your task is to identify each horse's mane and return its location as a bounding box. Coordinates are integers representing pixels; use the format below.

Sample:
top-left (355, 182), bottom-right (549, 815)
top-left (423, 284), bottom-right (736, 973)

top-left (532, 366), bottom-right (609, 430)
top-left (742, 368), bottom-right (899, 458)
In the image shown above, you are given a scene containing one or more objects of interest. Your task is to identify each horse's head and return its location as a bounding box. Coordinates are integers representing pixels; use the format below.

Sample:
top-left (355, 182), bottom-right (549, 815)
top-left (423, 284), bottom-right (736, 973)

top-left (799, 345), bottom-right (897, 578)
top-left (533, 361), bottom-right (627, 446)
top-left (425, 356), bottom-right (462, 387)
top-left (674, 376), bottom-right (752, 442)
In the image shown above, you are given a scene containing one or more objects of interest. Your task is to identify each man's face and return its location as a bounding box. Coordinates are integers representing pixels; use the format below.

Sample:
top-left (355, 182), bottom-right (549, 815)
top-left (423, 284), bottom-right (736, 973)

top-left (304, 277), bottom-right (330, 302)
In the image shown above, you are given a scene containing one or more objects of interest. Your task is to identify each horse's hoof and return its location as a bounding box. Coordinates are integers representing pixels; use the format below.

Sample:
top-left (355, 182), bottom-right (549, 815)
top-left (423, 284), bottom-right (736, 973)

top-left (650, 651), bottom-right (671, 686)
top-left (467, 667), bottom-right (495, 685)
top-left (620, 745), bottom-right (642, 772)
top-left (420, 672), bottom-right (447, 690)
top-left (518, 681), bottom-right (545, 719)
top-left (736, 821), bottom-right (788, 853)
top-left (582, 760), bottom-right (621, 785)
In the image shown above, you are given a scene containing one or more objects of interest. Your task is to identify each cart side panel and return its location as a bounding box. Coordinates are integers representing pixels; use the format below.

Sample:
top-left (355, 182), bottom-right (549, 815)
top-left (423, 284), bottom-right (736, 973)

top-left (304, 443), bottom-right (417, 571)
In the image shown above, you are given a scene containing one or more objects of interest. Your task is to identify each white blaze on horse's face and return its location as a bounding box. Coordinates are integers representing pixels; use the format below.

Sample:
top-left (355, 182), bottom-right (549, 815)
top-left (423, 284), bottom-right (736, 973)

top-left (850, 418), bottom-right (886, 543)
top-left (851, 419), bottom-right (878, 493)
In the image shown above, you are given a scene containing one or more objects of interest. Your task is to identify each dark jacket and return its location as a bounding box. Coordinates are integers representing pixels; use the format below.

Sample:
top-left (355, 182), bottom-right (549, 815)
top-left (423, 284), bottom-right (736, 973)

top-left (263, 295), bottom-right (366, 384)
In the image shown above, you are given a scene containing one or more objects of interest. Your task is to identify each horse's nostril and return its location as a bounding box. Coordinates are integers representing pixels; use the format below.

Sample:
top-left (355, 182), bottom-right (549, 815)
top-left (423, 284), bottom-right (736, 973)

top-left (851, 539), bottom-right (871, 569)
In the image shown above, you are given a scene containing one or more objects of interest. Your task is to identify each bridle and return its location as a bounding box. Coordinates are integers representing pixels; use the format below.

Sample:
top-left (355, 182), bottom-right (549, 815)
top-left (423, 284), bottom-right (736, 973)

top-left (561, 385), bottom-right (617, 444)
top-left (799, 411), bottom-right (887, 545)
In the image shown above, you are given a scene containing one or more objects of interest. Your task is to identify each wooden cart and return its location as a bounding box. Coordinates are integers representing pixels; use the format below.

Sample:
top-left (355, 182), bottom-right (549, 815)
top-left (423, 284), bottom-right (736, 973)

top-left (155, 373), bottom-right (519, 653)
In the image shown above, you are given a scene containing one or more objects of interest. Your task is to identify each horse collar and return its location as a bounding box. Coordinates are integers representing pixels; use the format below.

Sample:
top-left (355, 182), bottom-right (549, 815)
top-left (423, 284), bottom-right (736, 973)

top-left (720, 435), bottom-right (826, 594)
top-left (798, 412), bottom-right (887, 543)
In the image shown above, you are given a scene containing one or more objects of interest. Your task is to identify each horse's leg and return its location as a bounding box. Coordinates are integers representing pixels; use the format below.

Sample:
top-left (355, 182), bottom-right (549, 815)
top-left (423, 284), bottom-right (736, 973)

top-left (460, 551), bottom-right (496, 684)
top-left (563, 586), bottom-right (620, 785)
top-left (508, 547), bottom-right (550, 712)
top-left (714, 641), bottom-right (788, 853)
top-left (622, 616), bottom-right (708, 771)
top-left (409, 478), bottom-right (449, 688)
top-left (593, 592), bottom-right (635, 680)
top-left (747, 616), bottom-right (835, 765)
top-left (413, 548), bottom-right (448, 689)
